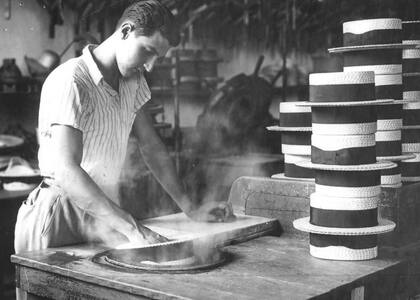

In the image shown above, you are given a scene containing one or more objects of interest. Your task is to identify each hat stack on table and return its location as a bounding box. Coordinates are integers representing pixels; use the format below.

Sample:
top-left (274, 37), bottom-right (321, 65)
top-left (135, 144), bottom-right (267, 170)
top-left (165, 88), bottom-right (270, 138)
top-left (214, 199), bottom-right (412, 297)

top-left (293, 71), bottom-right (396, 260)
top-left (401, 20), bottom-right (420, 184)
top-left (329, 18), bottom-right (418, 188)
top-left (267, 102), bottom-right (314, 181)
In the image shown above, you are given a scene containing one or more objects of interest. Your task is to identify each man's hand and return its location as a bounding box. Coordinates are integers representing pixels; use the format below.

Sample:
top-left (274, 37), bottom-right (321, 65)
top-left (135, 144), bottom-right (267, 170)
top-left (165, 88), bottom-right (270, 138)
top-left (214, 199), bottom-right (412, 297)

top-left (126, 215), bottom-right (170, 244)
top-left (186, 201), bottom-right (236, 223)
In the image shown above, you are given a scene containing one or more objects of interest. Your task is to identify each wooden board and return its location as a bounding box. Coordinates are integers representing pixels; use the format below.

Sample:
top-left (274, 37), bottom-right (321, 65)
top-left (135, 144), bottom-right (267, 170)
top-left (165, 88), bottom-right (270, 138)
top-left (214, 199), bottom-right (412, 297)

top-left (229, 176), bottom-right (420, 245)
top-left (141, 212), bottom-right (280, 245)
top-left (12, 236), bottom-right (409, 300)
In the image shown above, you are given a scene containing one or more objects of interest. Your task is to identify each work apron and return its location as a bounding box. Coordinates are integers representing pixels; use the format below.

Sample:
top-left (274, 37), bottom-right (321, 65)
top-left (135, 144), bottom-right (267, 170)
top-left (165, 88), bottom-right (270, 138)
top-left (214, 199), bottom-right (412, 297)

top-left (14, 180), bottom-right (128, 253)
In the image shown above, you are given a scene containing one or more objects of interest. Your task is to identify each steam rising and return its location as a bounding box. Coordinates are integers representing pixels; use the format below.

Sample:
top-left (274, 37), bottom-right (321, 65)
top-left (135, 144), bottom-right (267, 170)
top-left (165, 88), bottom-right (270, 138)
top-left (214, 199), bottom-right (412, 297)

top-left (104, 60), bottom-right (278, 262)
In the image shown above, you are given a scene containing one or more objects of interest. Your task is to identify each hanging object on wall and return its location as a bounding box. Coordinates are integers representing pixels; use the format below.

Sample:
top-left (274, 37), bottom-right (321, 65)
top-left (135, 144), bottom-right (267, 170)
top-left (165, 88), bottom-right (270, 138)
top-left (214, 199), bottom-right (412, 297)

top-left (4, 0), bottom-right (11, 20)
top-left (0, 58), bottom-right (22, 92)
top-left (0, 59), bottom-right (22, 82)
top-left (25, 50), bottom-right (60, 79)
top-left (24, 33), bottom-right (97, 81)
top-left (37, 0), bottom-right (64, 38)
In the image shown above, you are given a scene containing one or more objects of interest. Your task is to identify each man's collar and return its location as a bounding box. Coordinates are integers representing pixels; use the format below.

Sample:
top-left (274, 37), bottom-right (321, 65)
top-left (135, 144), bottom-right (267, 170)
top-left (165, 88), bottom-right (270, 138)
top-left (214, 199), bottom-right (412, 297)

top-left (82, 45), bottom-right (103, 86)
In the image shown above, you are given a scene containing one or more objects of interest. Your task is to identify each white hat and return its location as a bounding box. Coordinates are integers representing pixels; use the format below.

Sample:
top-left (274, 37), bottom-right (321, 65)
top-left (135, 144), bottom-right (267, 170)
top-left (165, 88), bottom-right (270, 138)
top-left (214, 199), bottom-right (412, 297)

top-left (299, 71), bottom-right (393, 107)
top-left (329, 18), bottom-right (417, 53)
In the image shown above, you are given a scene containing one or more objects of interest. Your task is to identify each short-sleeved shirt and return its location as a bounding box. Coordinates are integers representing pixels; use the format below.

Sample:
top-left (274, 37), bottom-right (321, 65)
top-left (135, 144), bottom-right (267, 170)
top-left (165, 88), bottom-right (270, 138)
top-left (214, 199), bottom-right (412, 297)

top-left (38, 45), bottom-right (151, 202)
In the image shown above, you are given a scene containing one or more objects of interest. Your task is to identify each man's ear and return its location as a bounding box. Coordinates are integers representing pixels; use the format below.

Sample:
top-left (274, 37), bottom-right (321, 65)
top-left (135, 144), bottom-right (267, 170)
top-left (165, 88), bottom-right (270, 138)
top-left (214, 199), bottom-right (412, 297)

top-left (120, 23), bottom-right (134, 40)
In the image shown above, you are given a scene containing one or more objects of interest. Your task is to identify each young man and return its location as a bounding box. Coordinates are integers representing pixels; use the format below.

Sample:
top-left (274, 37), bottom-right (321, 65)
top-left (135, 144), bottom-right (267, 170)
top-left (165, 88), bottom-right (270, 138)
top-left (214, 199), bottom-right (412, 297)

top-left (15, 0), bottom-right (234, 253)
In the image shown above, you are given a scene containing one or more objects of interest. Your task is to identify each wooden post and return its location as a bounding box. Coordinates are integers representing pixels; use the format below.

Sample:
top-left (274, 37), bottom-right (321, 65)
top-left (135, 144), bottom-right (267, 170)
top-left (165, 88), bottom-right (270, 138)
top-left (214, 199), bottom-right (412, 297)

top-left (351, 286), bottom-right (365, 300)
top-left (4, 0), bottom-right (11, 20)
top-left (174, 51), bottom-right (181, 173)
top-left (281, 0), bottom-right (290, 102)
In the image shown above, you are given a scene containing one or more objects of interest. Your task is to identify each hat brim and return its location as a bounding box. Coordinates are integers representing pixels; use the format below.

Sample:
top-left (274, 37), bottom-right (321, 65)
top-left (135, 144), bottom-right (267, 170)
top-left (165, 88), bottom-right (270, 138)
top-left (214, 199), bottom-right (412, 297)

top-left (309, 245), bottom-right (378, 261)
top-left (395, 99), bottom-right (420, 104)
top-left (402, 125), bottom-right (420, 129)
top-left (293, 217), bottom-right (395, 235)
top-left (376, 99), bottom-right (417, 105)
top-left (295, 99), bottom-right (393, 107)
top-left (402, 176), bottom-right (420, 182)
top-left (296, 160), bottom-right (396, 171)
top-left (382, 183), bottom-right (403, 189)
top-left (377, 153), bottom-right (416, 161)
top-left (266, 126), bottom-right (312, 132)
top-left (271, 173), bottom-right (314, 182)
top-left (329, 43), bottom-right (418, 53)
top-left (403, 72), bottom-right (420, 77)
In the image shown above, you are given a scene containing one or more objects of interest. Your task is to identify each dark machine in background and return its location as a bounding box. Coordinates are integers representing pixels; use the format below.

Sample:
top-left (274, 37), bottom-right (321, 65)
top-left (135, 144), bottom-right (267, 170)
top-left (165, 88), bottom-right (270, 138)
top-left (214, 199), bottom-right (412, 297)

top-left (182, 56), bottom-right (282, 208)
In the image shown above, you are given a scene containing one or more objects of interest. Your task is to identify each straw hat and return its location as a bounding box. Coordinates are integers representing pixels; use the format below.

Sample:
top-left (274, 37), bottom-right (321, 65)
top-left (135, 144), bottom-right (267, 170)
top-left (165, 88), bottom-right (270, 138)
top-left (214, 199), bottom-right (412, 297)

top-left (329, 18), bottom-right (417, 53)
top-left (277, 154), bottom-right (314, 180)
top-left (293, 217), bottom-right (395, 235)
top-left (402, 20), bottom-right (420, 45)
top-left (297, 71), bottom-right (393, 107)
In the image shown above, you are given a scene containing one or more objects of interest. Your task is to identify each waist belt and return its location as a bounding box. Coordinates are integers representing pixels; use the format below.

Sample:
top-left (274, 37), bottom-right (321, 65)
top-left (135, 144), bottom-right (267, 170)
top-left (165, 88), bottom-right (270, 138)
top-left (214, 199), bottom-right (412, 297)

top-left (40, 180), bottom-right (50, 188)
top-left (40, 177), bottom-right (64, 195)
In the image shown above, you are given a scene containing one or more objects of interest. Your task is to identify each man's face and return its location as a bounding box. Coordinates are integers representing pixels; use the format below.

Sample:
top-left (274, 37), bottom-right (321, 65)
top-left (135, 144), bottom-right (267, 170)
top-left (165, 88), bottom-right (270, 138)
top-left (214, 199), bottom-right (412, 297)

top-left (116, 25), bottom-right (171, 77)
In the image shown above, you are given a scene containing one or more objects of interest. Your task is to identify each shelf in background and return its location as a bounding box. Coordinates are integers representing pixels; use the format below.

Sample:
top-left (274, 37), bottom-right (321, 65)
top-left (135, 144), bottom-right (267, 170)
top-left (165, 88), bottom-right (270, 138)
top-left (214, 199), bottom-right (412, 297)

top-left (0, 92), bottom-right (40, 97)
top-left (150, 88), bottom-right (212, 99)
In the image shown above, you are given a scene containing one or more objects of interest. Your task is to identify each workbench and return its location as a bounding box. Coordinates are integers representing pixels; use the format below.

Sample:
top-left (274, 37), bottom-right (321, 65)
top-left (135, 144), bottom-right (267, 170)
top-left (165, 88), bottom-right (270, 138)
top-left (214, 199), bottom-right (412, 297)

top-left (12, 236), bottom-right (408, 299)
top-left (0, 188), bottom-right (34, 297)
top-left (11, 175), bottom-right (420, 299)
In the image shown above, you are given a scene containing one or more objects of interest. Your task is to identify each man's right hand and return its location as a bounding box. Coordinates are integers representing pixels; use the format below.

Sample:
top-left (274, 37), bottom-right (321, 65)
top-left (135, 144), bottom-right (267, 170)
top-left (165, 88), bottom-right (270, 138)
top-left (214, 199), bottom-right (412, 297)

top-left (186, 201), bottom-right (236, 223)
top-left (126, 215), bottom-right (170, 244)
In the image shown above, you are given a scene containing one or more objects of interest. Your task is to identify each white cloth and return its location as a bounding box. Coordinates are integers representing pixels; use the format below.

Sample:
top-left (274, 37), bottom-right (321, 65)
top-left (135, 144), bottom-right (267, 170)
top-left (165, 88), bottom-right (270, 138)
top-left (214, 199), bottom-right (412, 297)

top-left (38, 45), bottom-right (151, 202)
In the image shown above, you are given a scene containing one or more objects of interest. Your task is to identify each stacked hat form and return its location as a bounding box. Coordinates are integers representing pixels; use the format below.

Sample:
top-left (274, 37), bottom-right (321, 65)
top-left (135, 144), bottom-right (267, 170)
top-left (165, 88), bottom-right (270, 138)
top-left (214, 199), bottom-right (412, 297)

top-left (402, 20), bottom-right (420, 45)
top-left (293, 71), bottom-right (396, 260)
top-left (401, 127), bottom-right (420, 183)
top-left (267, 102), bottom-right (314, 181)
top-left (334, 18), bottom-right (408, 132)
top-left (329, 18), bottom-right (418, 187)
top-left (401, 20), bottom-right (420, 125)
top-left (401, 20), bottom-right (420, 184)
top-left (375, 129), bottom-right (416, 187)
top-left (328, 18), bottom-right (415, 131)
top-left (375, 74), bottom-right (415, 187)
top-left (329, 18), bottom-right (416, 70)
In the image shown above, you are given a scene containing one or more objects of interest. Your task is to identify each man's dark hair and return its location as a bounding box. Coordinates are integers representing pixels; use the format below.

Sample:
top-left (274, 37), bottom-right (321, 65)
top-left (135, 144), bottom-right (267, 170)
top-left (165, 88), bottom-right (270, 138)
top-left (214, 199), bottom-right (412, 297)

top-left (117, 0), bottom-right (180, 47)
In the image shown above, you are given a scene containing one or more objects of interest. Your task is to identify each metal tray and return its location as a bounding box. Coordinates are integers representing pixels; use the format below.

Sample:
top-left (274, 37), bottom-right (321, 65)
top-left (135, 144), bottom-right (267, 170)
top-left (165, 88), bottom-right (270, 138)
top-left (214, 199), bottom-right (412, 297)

top-left (92, 240), bottom-right (231, 273)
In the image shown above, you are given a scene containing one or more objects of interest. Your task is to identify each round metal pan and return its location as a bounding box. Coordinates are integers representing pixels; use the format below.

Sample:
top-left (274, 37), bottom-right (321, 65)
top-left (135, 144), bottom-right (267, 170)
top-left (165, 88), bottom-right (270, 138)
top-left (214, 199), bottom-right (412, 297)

top-left (92, 240), bottom-right (230, 273)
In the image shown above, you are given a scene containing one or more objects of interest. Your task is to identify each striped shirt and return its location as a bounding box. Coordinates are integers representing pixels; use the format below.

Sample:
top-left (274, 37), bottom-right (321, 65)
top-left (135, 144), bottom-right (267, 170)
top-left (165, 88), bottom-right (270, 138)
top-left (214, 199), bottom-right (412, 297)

top-left (38, 45), bottom-right (151, 203)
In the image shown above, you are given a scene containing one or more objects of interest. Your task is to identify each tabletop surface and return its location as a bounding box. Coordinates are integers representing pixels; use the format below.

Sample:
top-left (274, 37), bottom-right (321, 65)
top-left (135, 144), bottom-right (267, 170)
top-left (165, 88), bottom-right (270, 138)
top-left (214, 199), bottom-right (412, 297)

top-left (12, 235), bottom-right (405, 300)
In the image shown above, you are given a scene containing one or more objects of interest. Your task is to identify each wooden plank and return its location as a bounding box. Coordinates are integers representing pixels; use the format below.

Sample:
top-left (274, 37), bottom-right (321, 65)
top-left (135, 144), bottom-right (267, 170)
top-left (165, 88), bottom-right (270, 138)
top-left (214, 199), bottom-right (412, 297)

top-left (351, 286), bottom-right (365, 300)
top-left (231, 176), bottom-right (420, 247)
top-left (380, 187), bottom-right (401, 207)
top-left (245, 194), bottom-right (309, 211)
top-left (17, 266), bottom-right (149, 300)
top-left (230, 176), bottom-right (314, 200)
top-left (229, 176), bottom-right (313, 215)
top-left (11, 236), bottom-right (408, 300)
top-left (246, 208), bottom-right (309, 237)
top-left (141, 212), bottom-right (280, 244)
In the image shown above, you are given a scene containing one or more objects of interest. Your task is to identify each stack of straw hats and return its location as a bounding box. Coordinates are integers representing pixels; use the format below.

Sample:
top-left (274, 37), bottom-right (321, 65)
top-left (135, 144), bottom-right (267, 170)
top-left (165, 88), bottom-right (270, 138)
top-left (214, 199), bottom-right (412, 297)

top-left (401, 20), bottom-right (420, 183)
top-left (329, 18), bottom-right (418, 187)
top-left (267, 102), bottom-right (314, 180)
top-left (293, 71), bottom-right (396, 260)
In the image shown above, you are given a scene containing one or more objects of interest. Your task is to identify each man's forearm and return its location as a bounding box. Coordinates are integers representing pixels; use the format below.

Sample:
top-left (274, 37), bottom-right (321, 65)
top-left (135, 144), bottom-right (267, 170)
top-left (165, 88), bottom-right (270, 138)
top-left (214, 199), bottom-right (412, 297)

top-left (53, 163), bottom-right (135, 235)
top-left (138, 132), bottom-right (192, 212)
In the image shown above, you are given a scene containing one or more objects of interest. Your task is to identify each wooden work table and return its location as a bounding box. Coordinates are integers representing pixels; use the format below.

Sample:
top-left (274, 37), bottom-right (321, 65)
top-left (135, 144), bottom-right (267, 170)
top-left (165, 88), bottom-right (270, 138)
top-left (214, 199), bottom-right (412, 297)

top-left (0, 187), bottom-right (35, 296)
top-left (11, 235), bottom-right (409, 300)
